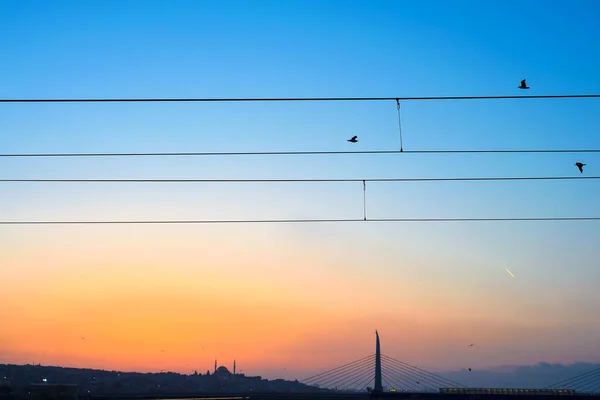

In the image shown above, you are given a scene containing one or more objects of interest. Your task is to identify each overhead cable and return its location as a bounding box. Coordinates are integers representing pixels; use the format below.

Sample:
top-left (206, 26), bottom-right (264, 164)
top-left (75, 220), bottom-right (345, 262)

top-left (2, 149), bottom-right (600, 158)
top-left (0, 176), bottom-right (598, 183)
top-left (1, 94), bottom-right (599, 103)
top-left (2, 217), bottom-right (600, 225)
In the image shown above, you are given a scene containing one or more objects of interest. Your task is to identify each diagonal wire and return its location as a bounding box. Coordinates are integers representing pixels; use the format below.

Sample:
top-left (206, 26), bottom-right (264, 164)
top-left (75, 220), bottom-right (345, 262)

top-left (355, 374), bottom-right (374, 392)
top-left (383, 362), bottom-right (434, 391)
top-left (316, 358), bottom-right (375, 389)
top-left (578, 375), bottom-right (600, 393)
top-left (382, 354), bottom-right (467, 388)
top-left (381, 376), bottom-right (397, 392)
top-left (337, 366), bottom-right (373, 391)
top-left (383, 356), bottom-right (464, 389)
top-left (382, 357), bottom-right (446, 390)
top-left (302, 355), bottom-right (374, 386)
top-left (381, 357), bottom-right (424, 389)
top-left (318, 358), bottom-right (374, 390)
top-left (302, 354), bottom-right (374, 383)
top-left (544, 367), bottom-right (600, 389)
top-left (381, 366), bottom-right (421, 391)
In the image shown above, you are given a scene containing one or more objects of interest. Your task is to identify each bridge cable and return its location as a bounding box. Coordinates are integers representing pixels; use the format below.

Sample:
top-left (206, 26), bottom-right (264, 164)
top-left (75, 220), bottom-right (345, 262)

top-left (382, 354), bottom-right (467, 388)
top-left (578, 375), bottom-right (600, 393)
top-left (331, 360), bottom-right (373, 389)
top-left (302, 354), bottom-right (374, 384)
top-left (381, 358), bottom-right (424, 390)
top-left (382, 368), bottom-right (420, 391)
top-left (338, 367), bottom-right (374, 391)
top-left (355, 375), bottom-right (374, 392)
top-left (545, 367), bottom-right (600, 389)
top-left (311, 357), bottom-right (375, 389)
top-left (381, 358), bottom-right (443, 390)
top-left (302, 354), bottom-right (374, 385)
top-left (382, 356), bottom-right (464, 389)
top-left (381, 376), bottom-right (398, 391)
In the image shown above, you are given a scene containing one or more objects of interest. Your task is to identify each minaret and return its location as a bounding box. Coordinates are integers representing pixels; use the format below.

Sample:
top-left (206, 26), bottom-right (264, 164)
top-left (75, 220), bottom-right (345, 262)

top-left (374, 330), bottom-right (383, 393)
top-left (233, 360), bottom-right (236, 375)
top-left (214, 359), bottom-right (217, 373)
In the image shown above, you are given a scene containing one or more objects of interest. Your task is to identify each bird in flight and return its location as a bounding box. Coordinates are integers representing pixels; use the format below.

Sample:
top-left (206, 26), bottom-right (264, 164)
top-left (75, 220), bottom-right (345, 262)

top-left (468, 344), bottom-right (474, 347)
top-left (347, 135), bottom-right (358, 143)
top-left (519, 79), bottom-right (530, 89)
top-left (576, 162), bottom-right (586, 173)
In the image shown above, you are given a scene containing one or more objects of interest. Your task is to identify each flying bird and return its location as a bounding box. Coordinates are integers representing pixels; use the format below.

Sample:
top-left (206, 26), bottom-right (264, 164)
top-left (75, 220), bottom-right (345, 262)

top-left (505, 268), bottom-right (515, 278)
top-left (519, 79), bottom-right (530, 89)
top-left (576, 162), bottom-right (586, 173)
top-left (347, 135), bottom-right (358, 143)
top-left (468, 344), bottom-right (474, 347)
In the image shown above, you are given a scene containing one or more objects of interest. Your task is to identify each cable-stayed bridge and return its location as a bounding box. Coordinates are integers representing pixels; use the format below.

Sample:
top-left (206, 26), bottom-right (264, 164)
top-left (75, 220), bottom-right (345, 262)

top-left (302, 354), bottom-right (464, 393)
top-left (545, 366), bottom-right (600, 394)
top-left (87, 332), bottom-right (600, 400)
top-left (297, 331), bottom-right (600, 398)
top-left (301, 331), bottom-right (465, 394)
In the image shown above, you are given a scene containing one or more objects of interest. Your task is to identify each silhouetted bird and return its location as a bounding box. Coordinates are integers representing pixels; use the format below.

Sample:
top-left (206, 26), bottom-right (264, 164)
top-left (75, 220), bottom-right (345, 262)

top-left (469, 368), bottom-right (472, 372)
top-left (576, 162), bottom-right (586, 173)
top-left (468, 344), bottom-right (474, 347)
top-left (519, 79), bottom-right (530, 89)
top-left (347, 135), bottom-right (358, 143)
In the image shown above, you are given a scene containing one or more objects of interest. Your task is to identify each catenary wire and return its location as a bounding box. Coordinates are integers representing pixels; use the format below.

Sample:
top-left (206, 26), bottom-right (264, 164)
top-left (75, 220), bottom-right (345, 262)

top-left (1, 94), bottom-right (599, 103)
top-left (1, 149), bottom-right (600, 158)
top-left (0, 176), bottom-right (598, 183)
top-left (2, 217), bottom-right (600, 225)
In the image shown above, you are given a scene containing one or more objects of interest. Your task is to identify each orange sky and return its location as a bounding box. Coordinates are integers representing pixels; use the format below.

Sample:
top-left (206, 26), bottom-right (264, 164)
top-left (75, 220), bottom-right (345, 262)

top-left (2, 224), bottom-right (600, 379)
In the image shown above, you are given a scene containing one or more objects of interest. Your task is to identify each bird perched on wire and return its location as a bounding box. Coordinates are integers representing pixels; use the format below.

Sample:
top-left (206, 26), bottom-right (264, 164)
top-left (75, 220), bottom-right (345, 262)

top-left (519, 79), bottom-right (530, 89)
top-left (576, 162), bottom-right (586, 173)
top-left (347, 135), bottom-right (358, 143)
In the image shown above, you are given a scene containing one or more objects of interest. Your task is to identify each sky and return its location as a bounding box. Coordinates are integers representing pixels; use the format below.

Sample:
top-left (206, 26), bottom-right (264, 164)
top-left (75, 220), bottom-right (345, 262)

top-left (1, 0), bottom-right (600, 383)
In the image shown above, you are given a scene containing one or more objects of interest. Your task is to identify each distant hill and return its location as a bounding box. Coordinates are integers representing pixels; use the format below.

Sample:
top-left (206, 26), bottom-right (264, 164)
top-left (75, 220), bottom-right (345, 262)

top-left (0, 364), bottom-right (329, 395)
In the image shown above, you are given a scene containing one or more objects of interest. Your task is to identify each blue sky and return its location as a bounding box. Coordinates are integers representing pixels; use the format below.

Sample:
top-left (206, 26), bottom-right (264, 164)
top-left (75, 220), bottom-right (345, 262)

top-left (1, 0), bottom-right (600, 377)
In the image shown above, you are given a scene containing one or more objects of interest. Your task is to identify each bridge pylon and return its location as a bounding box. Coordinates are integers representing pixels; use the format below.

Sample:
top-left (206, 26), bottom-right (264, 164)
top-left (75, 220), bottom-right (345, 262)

top-left (374, 330), bottom-right (383, 393)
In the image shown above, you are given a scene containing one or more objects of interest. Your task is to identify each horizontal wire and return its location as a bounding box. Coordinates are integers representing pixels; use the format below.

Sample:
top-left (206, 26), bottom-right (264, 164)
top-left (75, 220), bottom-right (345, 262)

top-left (0, 176), bottom-right (598, 183)
top-left (1, 94), bottom-right (599, 103)
top-left (1, 149), bottom-right (600, 158)
top-left (2, 217), bottom-right (600, 225)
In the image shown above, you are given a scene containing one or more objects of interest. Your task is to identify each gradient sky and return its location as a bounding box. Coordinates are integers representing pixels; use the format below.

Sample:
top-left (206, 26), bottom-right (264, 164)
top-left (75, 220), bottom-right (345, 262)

top-left (1, 0), bottom-right (600, 381)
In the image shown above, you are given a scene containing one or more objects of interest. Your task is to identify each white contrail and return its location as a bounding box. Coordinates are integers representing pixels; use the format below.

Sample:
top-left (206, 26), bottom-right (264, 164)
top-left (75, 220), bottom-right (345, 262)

top-left (505, 268), bottom-right (515, 278)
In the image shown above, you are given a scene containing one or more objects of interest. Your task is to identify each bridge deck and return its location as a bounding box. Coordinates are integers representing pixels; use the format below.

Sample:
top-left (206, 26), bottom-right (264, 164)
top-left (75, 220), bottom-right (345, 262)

top-left (87, 392), bottom-right (600, 400)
